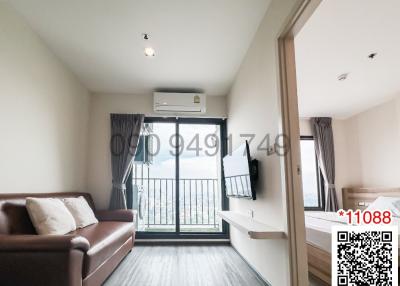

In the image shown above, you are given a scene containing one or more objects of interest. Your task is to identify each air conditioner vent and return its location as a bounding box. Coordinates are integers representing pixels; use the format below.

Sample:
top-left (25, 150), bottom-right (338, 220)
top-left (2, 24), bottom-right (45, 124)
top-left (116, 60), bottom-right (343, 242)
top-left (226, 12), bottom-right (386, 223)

top-left (153, 92), bottom-right (206, 114)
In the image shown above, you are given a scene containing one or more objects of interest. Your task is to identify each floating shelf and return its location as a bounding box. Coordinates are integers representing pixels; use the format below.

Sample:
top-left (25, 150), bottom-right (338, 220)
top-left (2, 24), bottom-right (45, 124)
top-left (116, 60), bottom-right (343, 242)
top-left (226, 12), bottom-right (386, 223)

top-left (218, 211), bottom-right (286, 239)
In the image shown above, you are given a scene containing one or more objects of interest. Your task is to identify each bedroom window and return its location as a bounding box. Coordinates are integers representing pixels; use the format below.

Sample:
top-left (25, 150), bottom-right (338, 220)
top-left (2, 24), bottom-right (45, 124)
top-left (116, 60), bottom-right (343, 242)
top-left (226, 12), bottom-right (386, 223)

top-left (300, 136), bottom-right (325, 210)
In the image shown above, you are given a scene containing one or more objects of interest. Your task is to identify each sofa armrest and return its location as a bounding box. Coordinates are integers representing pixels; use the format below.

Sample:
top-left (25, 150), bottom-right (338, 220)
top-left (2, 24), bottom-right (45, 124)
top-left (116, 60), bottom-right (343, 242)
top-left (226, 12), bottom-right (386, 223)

top-left (0, 234), bottom-right (90, 252)
top-left (0, 234), bottom-right (88, 286)
top-left (95, 209), bottom-right (136, 222)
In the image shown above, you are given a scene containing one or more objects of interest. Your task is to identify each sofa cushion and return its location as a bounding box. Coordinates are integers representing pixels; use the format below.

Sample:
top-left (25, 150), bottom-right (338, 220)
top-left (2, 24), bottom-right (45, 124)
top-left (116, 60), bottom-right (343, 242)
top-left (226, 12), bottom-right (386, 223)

top-left (63, 196), bottom-right (98, 228)
top-left (26, 197), bottom-right (77, 235)
top-left (0, 192), bottom-right (94, 235)
top-left (69, 221), bottom-right (134, 277)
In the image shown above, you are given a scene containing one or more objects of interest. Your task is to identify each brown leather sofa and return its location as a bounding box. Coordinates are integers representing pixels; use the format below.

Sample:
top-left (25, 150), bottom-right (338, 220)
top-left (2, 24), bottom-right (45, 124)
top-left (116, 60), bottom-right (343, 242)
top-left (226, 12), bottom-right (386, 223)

top-left (0, 192), bottom-right (135, 286)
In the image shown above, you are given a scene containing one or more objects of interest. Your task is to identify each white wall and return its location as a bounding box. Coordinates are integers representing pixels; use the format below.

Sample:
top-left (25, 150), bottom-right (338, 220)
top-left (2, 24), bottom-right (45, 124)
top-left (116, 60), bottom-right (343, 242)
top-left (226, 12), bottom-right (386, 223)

top-left (227, 0), bottom-right (300, 284)
top-left (0, 4), bottom-right (90, 193)
top-left (299, 118), bottom-right (312, 136)
top-left (342, 97), bottom-right (400, 187)
top-left (300, 95), bottom-right (400, 207)
top-left (86, 93), bottom-right (226, 208)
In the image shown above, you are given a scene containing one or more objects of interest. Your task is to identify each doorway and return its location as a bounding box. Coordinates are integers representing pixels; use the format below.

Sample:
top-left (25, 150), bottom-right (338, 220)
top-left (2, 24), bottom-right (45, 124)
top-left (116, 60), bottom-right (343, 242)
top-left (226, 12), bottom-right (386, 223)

top-left (277, 0), bottom-right (322, 285)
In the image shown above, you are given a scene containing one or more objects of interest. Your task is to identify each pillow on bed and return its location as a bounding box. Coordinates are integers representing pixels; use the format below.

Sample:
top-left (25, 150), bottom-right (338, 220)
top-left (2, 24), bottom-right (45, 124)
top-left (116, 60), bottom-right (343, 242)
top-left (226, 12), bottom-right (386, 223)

top-left (366, 196), bottom-right (400, 217)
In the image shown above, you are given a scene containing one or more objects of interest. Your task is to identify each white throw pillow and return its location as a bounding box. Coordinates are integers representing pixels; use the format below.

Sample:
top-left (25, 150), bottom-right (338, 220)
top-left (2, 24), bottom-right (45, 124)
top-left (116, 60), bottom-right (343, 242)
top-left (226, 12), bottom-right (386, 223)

top-left (366, 196), bottom-right (400, 217)
top-left (26, 197), bottom-right (77, 235)
top-left (63, 196), bottom-right (98, 228)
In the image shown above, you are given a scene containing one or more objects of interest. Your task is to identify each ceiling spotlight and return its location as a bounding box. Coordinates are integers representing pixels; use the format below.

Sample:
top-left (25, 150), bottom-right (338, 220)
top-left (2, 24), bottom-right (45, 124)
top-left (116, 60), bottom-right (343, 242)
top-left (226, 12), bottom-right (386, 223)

top-left (144, 47), bottom-right (155, 57)
top-left (338, 73), bottom-right (348, 81)
top-left (368, 52), bottom-right (377, 59)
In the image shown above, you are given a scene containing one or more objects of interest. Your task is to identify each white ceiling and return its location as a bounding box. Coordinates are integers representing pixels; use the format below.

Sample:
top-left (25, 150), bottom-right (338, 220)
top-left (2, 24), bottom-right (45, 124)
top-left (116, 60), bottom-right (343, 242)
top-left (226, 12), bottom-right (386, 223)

top-left (7, 0), bottom-right (270, 96)
top-left (295, 0), bottom-right (400, 119)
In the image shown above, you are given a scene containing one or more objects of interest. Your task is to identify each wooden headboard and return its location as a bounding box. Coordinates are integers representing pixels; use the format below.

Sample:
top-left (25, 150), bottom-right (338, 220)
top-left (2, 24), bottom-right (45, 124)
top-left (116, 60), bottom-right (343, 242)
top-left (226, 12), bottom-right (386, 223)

top-left (342, 187), bottom-right (400, 210)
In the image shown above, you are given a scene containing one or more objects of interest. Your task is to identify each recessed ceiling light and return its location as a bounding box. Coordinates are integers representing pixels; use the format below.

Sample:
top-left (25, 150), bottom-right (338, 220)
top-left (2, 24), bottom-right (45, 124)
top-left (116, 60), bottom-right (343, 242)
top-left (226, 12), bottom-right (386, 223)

top-left (144, 47), bottom-right (155, 57)
top-left (142, 33), bottom-right (155, 57)
top-left (338, 73), bottom-right (349, 81)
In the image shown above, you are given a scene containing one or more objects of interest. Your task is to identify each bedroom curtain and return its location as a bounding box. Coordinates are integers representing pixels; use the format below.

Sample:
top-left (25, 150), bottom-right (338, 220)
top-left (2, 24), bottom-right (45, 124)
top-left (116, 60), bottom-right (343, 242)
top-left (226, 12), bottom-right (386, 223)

top-left (109, 114), bottom-right (144, 210)
top-left (311, 117), bottom-right (339, 212)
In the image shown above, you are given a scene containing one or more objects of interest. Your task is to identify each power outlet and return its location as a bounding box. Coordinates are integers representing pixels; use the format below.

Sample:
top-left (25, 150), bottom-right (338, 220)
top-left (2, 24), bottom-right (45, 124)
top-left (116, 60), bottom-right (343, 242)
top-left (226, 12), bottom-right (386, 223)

top-left (267, 144), bottom-right (276, 156)
top-left (248, 209), bottom-right (254, 219)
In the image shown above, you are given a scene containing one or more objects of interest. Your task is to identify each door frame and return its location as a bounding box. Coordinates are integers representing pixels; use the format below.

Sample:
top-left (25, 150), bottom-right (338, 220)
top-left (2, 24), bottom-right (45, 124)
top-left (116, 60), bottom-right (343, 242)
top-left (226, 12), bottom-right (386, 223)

top-left (277, 0), bottom-right (321, 285)
top-left (135, 116), bottom-right (229, 240)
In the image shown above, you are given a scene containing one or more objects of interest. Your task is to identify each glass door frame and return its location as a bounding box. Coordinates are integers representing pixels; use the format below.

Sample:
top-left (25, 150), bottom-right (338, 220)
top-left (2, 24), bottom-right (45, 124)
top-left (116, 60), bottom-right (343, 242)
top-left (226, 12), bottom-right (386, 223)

top-left (135, 117), bottom-right (229, 240)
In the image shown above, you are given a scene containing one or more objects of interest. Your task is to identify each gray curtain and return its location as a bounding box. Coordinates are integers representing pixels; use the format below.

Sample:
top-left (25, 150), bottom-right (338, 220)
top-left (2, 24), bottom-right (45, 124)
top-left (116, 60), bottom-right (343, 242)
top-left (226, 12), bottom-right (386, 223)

top-left (109, 114), bottom-right (144, 210)
top-left (311, 117), bottom-right (338, 212)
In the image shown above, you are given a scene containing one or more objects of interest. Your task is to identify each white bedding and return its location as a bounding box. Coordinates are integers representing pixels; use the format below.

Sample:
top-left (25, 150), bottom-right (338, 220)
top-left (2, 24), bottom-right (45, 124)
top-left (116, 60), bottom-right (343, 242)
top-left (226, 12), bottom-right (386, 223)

top-left (304, 211), bottom-right (400, 253)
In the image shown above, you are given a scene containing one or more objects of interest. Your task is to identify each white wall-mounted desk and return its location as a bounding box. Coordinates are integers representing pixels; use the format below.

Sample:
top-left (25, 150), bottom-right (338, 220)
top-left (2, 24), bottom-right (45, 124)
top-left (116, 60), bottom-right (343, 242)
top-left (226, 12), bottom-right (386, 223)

top-left (218, 211), bottom-right (286, 239)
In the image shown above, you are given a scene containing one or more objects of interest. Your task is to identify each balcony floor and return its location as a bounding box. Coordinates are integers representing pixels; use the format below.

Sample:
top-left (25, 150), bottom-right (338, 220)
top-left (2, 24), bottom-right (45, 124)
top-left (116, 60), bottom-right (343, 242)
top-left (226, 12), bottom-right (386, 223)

top-left (138, 225), bottom-right (222, 233)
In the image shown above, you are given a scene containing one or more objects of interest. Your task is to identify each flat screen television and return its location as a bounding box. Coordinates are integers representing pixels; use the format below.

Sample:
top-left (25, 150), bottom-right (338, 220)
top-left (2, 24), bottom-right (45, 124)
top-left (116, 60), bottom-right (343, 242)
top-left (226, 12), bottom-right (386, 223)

top-left (222, 141), bottom-right (257, 200)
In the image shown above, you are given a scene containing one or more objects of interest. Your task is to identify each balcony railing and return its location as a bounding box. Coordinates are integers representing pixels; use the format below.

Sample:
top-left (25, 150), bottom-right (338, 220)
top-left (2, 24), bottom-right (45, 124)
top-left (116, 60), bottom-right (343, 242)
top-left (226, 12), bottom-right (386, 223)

top-left (133, 177), bottom-right (221, 232)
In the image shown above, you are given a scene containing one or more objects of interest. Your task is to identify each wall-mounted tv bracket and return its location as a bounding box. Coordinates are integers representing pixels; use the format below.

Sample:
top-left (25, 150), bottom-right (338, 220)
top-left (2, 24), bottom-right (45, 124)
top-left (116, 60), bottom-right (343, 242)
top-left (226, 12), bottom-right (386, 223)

top-left (250, 159), bottom-right (259, 181)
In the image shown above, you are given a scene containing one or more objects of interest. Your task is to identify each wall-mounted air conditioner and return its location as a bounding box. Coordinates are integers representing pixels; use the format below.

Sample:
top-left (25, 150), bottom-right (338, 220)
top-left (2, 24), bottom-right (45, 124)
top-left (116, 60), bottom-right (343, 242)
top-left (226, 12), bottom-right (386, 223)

top-left (153, 92), bottom-right (206, 114)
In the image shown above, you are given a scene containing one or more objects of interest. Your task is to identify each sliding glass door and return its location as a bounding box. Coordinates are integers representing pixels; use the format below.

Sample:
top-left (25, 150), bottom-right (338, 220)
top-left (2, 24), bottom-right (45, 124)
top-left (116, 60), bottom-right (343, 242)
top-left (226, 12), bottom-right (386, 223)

top-left (179, 123), bottom-right (223, 233)
top-left (133, 122), bottom-right (176, 233)
top-left (131, 117), bottom-right (228, 239)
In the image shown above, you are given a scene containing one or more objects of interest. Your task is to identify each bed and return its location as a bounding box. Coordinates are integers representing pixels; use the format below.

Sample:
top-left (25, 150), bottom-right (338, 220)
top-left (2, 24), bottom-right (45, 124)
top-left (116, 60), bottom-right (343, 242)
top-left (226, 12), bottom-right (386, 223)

top-left (306, 187), bottom-right (400, 284)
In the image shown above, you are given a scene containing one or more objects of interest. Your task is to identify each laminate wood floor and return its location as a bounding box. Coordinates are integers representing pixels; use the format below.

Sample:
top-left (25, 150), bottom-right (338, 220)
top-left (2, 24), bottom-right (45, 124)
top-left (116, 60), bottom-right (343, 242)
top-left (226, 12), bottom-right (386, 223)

top-left (103, 245), bottom-right (268, 286)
